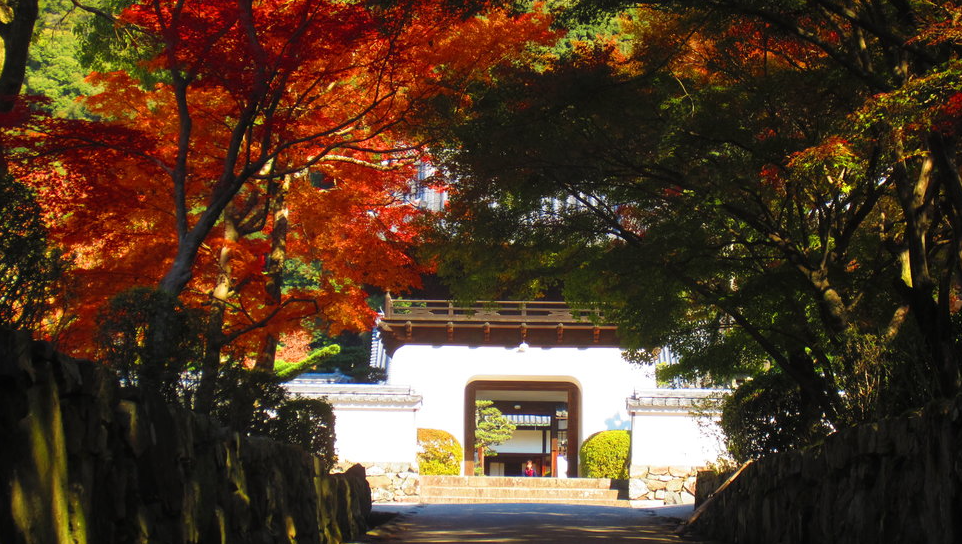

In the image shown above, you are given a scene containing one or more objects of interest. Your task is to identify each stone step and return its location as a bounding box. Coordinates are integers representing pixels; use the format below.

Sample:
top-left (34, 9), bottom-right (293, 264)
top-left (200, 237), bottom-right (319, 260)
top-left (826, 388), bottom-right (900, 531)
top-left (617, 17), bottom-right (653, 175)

top-left (420, 496), bottom-right (631, 507)
top-left (421, 475), bottom-right (626, 490)
top-left (420, 475), bottom-right (631, 506)
top-left (421, 485), bottom-right (622, 500)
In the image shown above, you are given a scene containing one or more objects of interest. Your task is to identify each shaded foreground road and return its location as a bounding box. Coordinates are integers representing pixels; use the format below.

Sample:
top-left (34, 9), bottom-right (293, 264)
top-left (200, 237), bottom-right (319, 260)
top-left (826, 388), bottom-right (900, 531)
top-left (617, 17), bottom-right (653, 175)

top-left (351, 503), bottom-right (720, 544)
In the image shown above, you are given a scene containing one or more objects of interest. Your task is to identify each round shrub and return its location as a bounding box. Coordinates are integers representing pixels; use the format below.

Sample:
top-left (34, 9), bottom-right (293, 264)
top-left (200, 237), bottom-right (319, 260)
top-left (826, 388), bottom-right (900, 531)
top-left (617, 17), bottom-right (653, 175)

top-left (579, 430), bottom-right (630, 479)
top-left (417, 428), bottom-right (463, 475)
top-left (265, 397), bottom-right (337, 472)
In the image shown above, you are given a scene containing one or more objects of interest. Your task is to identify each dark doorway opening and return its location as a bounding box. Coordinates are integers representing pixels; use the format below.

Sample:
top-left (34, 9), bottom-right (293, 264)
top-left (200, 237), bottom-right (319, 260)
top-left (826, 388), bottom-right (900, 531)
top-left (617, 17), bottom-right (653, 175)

top-left (464, 380), bottom-right (580, 477)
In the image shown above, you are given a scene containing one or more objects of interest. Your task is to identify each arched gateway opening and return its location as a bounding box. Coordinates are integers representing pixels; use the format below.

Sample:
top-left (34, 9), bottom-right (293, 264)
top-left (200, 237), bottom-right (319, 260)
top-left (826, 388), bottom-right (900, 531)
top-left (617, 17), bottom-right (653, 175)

top-left (464, 380), bottom-right (580, 477)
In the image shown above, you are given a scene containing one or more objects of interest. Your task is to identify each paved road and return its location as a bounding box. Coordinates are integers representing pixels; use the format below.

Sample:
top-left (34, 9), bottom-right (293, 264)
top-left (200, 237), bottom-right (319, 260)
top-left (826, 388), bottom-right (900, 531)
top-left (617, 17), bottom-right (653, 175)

top-left (351, 503), bottom-right (717, 544)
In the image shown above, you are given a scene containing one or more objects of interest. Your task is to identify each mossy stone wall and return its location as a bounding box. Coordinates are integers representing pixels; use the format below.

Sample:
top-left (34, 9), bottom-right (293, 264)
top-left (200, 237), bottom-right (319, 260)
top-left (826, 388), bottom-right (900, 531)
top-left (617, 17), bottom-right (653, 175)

top-left (688, 397), bottom-right (962, 544)
top-left (1, 329), bottom-right (370, 544)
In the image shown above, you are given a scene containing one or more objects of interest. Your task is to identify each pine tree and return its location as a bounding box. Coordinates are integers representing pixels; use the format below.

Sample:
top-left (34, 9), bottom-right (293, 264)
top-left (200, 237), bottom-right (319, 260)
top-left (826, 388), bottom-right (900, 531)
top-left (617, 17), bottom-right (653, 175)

top-left (474, 400), bottom-right (515, 476)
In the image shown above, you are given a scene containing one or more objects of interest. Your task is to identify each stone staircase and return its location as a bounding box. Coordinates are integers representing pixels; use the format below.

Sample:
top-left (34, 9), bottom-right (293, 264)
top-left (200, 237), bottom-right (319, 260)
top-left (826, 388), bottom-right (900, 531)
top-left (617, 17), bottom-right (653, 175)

top-left (420, 475), bottom-right (630, 506)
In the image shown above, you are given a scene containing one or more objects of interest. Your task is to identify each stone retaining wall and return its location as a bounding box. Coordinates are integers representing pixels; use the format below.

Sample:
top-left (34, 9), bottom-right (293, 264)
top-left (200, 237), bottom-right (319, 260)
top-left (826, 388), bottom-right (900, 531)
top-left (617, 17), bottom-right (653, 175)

top-left (629, 465), bottom-right (700, 504)
top-left (693, 467), bottom-right (733, 506)
top-left (0, 329), bottom-right (370, 544)
top-left (336, 461), bottom-right (420, 503)
top-left (688, 397), bottom-right (962, 544)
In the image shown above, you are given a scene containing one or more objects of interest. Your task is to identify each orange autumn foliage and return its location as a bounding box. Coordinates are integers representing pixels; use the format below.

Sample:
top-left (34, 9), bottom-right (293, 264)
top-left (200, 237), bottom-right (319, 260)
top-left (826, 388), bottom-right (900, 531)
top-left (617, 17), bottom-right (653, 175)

top-left (9, 0), bottom-right (558, 359)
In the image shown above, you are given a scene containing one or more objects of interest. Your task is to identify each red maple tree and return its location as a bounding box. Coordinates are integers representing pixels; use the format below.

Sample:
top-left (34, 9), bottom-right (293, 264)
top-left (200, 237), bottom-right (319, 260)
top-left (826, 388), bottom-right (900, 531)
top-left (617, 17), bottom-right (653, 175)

top-left (9, 0), bottom-right (557, 395)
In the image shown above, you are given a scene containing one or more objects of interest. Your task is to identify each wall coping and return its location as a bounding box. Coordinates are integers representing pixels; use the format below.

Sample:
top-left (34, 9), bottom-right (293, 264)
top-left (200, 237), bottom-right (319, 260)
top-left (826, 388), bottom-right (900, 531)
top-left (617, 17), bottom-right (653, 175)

top-left (627, 389), bottom-right (726, 414)
top-left (286, 382), bottom-right (423, 411)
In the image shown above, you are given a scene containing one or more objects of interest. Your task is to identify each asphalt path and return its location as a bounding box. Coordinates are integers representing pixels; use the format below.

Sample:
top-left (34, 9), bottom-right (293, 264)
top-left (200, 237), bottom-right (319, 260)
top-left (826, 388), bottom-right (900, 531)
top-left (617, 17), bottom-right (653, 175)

top-left (351, 503), bottom-right (718, 544)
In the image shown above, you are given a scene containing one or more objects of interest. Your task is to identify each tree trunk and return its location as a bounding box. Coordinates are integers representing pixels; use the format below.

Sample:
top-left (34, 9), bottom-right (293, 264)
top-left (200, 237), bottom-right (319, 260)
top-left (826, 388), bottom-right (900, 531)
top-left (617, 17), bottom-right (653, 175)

top-left (890, 143), bottom-right (961, 398)
top-left (0, 1), bottom-right (39, 112)
top-left (255, 175), bottom-right (291, 371)
top-left (193, 210), bottom-right (240, 415)
top-left (0, 0), bottom-right (40, 174)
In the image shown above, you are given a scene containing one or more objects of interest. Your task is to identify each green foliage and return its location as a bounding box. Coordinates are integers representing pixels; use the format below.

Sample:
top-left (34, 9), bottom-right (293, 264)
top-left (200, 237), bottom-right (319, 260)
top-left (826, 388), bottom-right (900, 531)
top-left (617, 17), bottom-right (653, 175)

top-left (73, 0), bottom-right (163, 86)
top-left (274, 345), bottom-right (340, 380)
top-left (209, 365), bottom-right (286, 433)
top-left (261, 397), bottom-right (337, 471)
top-left (273, 330), bottom-right (388, 387)
top-left (318, 335), bottom-right (386, 383)
top-left (418, 0), bottom-right (962, 435)
top-left (24, 0), bottom-right (96, 118)
top-left (719, 371), bottom-right (831, 462)
top-left (95, 286), bottom-right (204, 403)
top-left (417, 428), bottom-right (463, 475)
top-left (22, 0), bottom-right (163, 119)
top-left (830, 328), bottom-right (939, 424)
top-left (274, 275), bottom-right (387, 383)
top-left (210, 364), bottom-right (337, 469)
top-left (474, 400), bottom-right (515, 455)
top-left (538, 0), bottom-right (629, 59)
top-left (579, 430), bottom-right (630, 479)
top-left (96, 287), bottom-right (337, 468)
top-left (0, 174), bottom-right (66, 331)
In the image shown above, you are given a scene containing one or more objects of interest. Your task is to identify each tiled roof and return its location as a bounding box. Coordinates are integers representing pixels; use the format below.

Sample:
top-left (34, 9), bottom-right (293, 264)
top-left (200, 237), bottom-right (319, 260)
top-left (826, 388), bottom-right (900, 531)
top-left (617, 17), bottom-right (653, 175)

top-left (505, 414), bottom-right (552, 427)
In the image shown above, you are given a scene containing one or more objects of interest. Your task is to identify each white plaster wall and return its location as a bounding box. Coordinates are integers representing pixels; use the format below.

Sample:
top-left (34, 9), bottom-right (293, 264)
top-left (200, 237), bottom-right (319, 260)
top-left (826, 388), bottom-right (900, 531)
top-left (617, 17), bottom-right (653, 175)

top-left (387, 345), bottom-right (655, 462)
top-left (629, 412), bottom-right (726, 467)
top-left (333, 407), bottom-right (419, 464)
top-left (494, 429), bottom-right (549, 454)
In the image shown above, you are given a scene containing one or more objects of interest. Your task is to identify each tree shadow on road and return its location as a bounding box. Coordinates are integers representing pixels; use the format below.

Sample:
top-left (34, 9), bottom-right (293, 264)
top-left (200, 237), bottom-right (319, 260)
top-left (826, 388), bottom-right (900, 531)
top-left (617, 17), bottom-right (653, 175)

top-left (353, 504), bottom-right (720, 544)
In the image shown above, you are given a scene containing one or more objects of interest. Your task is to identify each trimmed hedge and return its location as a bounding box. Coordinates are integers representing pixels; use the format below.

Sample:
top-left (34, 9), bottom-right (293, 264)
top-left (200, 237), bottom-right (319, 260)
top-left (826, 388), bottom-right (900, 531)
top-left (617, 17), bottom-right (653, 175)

top-left (417, 428), bottom-right (463, 475)
top-left (579, 430), bottom-right (630, 479)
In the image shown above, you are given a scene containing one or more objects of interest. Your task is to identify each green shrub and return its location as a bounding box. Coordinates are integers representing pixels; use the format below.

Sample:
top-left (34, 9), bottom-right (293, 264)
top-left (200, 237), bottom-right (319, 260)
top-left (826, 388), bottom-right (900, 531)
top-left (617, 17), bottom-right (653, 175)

top-left (417, 428), bottom-right (463, 475)
top-left (0, 174), bottom-right (67, 331)
top-left (210, 364), bottom-right (337, 470)
top-left (263, 397), bottom-right (337, 471)
top-left (95, 286), bottom-right (204, 403)
top-left (719, 370), bottom-right (830, 462)
top-left (579, 430), bottom-right (630, 479)
top-left (96, 289), bottom-right (338, 469)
